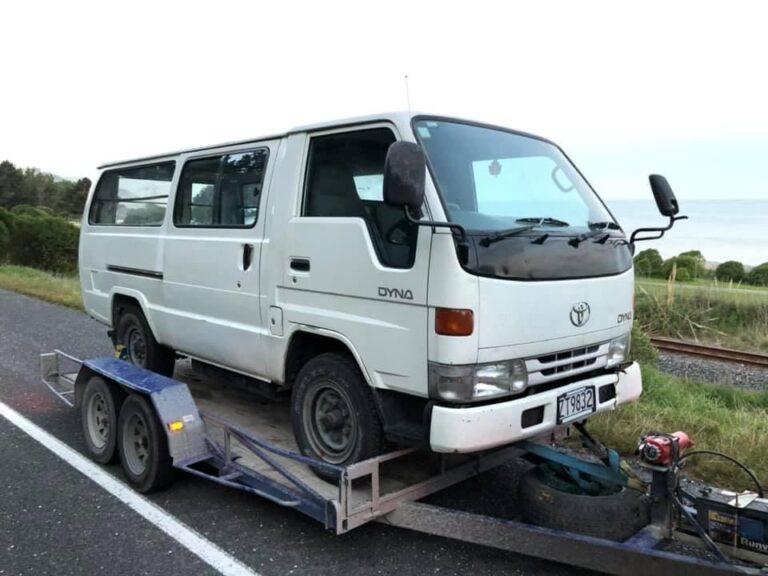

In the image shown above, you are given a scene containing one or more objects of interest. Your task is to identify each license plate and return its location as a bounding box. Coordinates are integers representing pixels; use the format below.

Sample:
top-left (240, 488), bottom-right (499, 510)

top-left (557, 386), bottom-right (595, 424)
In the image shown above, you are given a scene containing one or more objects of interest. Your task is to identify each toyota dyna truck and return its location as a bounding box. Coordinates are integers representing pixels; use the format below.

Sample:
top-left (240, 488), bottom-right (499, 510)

top-left (77, 112), bottom-right (685, 474)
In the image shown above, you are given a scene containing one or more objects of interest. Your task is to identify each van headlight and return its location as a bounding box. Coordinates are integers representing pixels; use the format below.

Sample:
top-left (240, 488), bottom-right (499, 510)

top-left (428, 359), bottom-right (528, 403)
top-left (606, 333), bottom-right (631, 368)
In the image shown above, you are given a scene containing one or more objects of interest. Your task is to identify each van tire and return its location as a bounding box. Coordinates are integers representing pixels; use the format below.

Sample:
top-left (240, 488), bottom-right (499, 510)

top-left (517, 466), bottom-right (650, 541)
top-left (117, 394), bottom-right (175, 493)
top-left (81, 376), bottom-right (123, 464)
top-left (115, 304), bottom-right (175, 377)
top-left (291, 353), bottom-right (383, 481)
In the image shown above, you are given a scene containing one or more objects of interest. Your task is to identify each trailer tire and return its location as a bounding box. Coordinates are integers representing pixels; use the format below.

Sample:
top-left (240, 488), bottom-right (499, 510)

top-left (518, 466), bottom-right (650, 542)
top-left (115, 305), bottom-right (175, 377)
top-left (81, 376), bottom-right (123, 464)
top-left (118, 394), bottom-right (175, 493)
top-left (291, 353), bottom-right (383, 481)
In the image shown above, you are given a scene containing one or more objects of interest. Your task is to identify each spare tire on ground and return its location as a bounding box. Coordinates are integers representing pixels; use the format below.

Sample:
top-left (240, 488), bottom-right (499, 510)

top-left (517, 465), bottom-right (650, 542)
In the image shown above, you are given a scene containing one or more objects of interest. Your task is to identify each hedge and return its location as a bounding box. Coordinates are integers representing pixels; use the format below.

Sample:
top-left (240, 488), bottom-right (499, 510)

top-left (4, 211), bottom-right (79, 274)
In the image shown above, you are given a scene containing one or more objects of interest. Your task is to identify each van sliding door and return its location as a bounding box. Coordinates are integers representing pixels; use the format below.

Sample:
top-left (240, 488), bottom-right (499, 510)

top-left (161, 143), bottom-right (278, 377)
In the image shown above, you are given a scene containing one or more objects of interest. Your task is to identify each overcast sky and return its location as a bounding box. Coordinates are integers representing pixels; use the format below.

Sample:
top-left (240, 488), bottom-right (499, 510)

top-left (1, 0), bottom-right (767, 200)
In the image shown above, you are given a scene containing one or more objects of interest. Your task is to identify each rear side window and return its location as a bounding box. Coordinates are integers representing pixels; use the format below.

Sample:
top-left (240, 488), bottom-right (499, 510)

top-left (174, 149), bottom-right (268, 228)
top-left (89, 162), bottom-right (175, 226)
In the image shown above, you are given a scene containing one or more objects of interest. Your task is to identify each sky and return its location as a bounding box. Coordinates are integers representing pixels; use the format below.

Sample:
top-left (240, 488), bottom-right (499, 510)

top-left (1, 0), bottom-right (767, 202)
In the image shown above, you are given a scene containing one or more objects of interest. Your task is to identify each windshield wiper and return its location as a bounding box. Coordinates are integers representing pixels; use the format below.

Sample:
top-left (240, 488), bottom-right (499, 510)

top-left (479, 225), bottom-right (536, 247)
top-left (516, 217), bottom-right (570, 227)
top-left (587, 220), bottom-right (621, 230)
top-left (568, 221), bottom-right (621, 247)
top-left (569, 223), bottom-right (618, 247)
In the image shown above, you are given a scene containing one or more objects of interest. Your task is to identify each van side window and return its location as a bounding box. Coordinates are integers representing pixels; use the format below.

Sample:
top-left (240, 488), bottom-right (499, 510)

top-left (174, 149), bottom-right (268, 228)
top-left (303, 128), bottom-right (418, 269)
top-left (89, 161), bottom-right (175, 226)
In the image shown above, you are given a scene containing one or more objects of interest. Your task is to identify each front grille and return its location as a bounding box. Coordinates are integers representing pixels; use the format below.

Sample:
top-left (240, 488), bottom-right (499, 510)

top-left (525, 342), bottom-right (609, 386)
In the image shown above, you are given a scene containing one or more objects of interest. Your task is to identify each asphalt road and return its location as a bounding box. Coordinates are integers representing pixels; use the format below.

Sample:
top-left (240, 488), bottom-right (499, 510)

top-left (0, 288), bottom-right (591, 576)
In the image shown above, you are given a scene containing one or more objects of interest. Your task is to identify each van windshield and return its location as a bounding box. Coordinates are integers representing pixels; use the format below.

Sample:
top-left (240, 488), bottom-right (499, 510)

top-left (412, 119), bottom-right (616, 235)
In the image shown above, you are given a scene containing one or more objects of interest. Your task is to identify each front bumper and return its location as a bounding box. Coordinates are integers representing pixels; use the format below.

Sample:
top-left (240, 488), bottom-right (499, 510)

top-left (429, 362), bottom-right (642, 453)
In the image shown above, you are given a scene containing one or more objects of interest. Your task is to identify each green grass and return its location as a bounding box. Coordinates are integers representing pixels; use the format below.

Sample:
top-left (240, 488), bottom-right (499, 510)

top-left (0, 265), bottom-right (82, 309)
top-left (589, 366), bottom-right (768, 490)
top-left (637, 278), bottom-right (768, 305)
top-left (635, 279), bottom-right (768, 352)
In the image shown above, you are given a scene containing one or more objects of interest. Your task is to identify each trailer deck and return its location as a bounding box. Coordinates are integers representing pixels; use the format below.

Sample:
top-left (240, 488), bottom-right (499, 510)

top-left (41, 350), bottom-right (767, 575)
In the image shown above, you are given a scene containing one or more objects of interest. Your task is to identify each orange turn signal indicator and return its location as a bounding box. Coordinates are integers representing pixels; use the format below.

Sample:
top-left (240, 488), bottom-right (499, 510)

top-left (168, 421), bottom-right (185, 432)
top-left (435, 308), bottom-right (474, 336)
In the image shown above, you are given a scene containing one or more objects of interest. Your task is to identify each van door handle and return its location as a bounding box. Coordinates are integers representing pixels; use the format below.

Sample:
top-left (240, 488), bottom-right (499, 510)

top-left (290, 258), bottom-right (310, 272)
top-left (242, 244), bottom-right (253, 270)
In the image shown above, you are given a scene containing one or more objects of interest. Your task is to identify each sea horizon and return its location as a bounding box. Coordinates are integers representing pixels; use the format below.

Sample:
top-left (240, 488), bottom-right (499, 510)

top-left (605, 198), bottom-right (767, 267)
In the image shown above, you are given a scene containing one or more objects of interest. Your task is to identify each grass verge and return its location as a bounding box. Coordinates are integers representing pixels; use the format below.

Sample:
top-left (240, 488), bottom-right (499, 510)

top-left (0, 265), bottom-right (82, 309)
top-left (635, 280), bottom-right (768, 353)
top-left (589, 366), bottom-right (768, 490)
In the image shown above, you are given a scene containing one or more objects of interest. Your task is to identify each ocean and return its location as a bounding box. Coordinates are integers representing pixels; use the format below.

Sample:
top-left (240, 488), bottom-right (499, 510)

top-left (605, 199), bottom-right (768, 267)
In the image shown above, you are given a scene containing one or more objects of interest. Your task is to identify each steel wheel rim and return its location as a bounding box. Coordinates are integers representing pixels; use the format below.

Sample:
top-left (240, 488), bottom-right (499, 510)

top-left (123, 412), bottom-right (150, 476)
top-left (303, 382), bottom-right (357, 464)
top-left (86, 392), bottom-right (109, 450)
top-left (127, 326), bottom-right (147, 367)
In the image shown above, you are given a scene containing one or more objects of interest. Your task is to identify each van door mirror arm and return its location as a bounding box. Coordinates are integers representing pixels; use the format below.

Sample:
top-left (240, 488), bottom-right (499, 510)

top-left (404, 206), bottom-right (468, 242)
top-left (629, 214), bottom-right (688, 249)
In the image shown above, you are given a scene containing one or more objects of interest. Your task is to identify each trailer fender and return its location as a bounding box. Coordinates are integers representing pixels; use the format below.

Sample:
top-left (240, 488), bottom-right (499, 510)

top-left (78, 357), bottom-right (210, 465)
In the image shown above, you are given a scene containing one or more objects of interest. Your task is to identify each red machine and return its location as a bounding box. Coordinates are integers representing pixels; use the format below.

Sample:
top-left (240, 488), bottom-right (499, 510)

top-left (638, 431), bottom-right (694, 466)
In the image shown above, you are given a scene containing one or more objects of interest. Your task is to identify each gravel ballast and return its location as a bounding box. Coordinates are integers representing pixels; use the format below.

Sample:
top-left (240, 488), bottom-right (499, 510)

top-left (657, 351), bottom-right (768, 392)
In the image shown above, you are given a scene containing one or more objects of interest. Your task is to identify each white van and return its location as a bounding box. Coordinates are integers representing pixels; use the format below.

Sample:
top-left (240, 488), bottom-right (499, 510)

top-left (79, 112), bottom-right (683, 470)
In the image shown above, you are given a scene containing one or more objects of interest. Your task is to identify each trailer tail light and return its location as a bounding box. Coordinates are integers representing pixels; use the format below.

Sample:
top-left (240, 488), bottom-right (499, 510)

top-left (435, 308), bottom-right (474, 336)
top-left (168, 421), bottom-right (185, 432)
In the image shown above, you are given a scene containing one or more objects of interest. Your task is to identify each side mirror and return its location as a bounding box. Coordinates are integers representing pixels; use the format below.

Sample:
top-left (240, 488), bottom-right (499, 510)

top-left (383, 142), bottom-right (425, 211)
top-left (630, 174), bottom-right (687, 249)
top-left (649, 174), bottom-right (679, 217)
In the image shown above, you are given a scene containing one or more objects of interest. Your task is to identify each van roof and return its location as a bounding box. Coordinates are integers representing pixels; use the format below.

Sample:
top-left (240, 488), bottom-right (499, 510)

top-left (97, 111), bottom-right (417, 169)
top-left (97, 112), bottom-right (554, 170)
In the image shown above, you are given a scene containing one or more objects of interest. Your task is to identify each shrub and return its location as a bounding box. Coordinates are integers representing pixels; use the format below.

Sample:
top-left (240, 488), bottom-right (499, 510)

top-left (10, 204), bottom-right (49, 217)
top-left (747, 263), bottom-right (768, 287)
top-left (0, 220), bottom-right (8, 261)
top-left (633, 248), bottom-right (663, 277)
top-left (7, 213), bottom-right (79, 274)
top-left (630, 323), bottom-right (658, 365)
top-left (662, 254), bottom-right (701, 281)
top-left (675, 267), bottom-right (691, 282)
top-left (0, 206), bottom-right (14, 233)
top-left (715, 260), bottom-right (745, 283)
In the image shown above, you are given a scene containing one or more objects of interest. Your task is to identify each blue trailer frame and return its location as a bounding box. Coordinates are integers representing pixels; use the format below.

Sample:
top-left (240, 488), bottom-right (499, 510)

top-left (40, 350), bottom-right (766, 575)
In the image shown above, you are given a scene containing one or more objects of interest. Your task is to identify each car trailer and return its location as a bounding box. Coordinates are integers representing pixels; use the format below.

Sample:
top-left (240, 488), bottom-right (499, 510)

top-left (41, 350), bottom-right (767, 575)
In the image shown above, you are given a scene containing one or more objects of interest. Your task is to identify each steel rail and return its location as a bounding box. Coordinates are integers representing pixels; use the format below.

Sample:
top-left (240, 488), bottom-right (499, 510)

top-left (650, 337), bottom-right (768, 368)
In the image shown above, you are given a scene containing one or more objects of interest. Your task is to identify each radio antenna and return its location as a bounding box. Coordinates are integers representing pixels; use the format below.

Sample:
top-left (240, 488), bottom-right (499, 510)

top-left (404, 74), bottom-right (412, 115)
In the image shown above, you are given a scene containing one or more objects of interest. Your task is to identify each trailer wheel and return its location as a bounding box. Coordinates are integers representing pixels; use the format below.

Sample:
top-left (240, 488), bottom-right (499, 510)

top-left (81, 376), bottom-right (122, 463)
top-left (291, 353), bottom-right (383, 481)
top-left (518, 465), bottom-right (650, 541)
top-left (118, 394), bottom-right (174, 493)
top-left (115, 305), bottom-right (175, 377)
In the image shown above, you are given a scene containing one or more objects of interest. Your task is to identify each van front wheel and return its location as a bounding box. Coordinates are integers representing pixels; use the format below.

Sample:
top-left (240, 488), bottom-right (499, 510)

top-left (115, 305), bottom-right (175, 377)
top-left (291, 353), bottom-right (383, 480)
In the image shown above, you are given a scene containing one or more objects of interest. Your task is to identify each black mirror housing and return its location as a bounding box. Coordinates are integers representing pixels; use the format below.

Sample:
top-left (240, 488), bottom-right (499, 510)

top-left (383, 142), bottom-right (426, 210)
top-left (649, 174), bottom-right (679, 217)
top-left (630, 174), bottom-right (687, 247)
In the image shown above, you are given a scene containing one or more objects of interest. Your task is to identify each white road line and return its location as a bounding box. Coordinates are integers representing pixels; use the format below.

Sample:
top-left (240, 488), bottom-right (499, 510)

top-left (0, 401), bottom-right (260, 576)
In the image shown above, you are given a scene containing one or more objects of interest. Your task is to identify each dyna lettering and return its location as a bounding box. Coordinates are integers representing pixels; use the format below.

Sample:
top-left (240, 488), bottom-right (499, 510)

top-left (378, 287), bottom-right (414, 300)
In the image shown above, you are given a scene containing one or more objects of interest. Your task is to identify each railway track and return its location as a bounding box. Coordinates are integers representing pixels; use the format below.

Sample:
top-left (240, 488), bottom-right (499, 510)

top-left (650, 336), bottom-right (768, 368)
